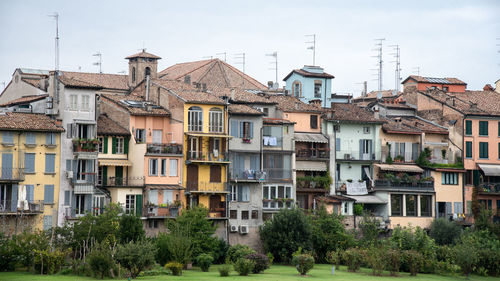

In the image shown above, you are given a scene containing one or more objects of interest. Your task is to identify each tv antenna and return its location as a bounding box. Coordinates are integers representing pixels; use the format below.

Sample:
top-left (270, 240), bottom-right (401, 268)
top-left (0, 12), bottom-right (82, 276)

top-left (372, 38), bottom-right (385, 91)
top-left (266, 51), bottom-right (278, 85)
top-left (93, 52), bottom-right (102, 73)
top-left (305, 34), bottom-right (316, 65)
top-left (202, 55), bottom-right (213, 59)
top-left (234, 53), bottom-right (245, 73)
top-left (389, 45), bottom-right (401, 92)
top-left (216, 52), bottom-right (227, 62)
top-left (412, 67), bottom-right (420, 76)
top-left (2, 82), bottom-right (5, 90)
top-left (48, 12), bottom-right (60, 102)
top-left (118, 70), bottom-right (126, 74)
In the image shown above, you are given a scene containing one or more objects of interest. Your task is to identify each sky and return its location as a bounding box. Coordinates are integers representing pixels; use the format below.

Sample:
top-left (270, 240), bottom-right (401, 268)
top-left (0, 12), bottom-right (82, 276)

top-left (0, 0), bottom-right (499, 96)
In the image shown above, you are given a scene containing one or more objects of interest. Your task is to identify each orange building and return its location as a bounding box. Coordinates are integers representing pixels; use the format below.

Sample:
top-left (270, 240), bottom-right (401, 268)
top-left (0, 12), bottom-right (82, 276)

top-left (402, 76), bottom-right (466, 93)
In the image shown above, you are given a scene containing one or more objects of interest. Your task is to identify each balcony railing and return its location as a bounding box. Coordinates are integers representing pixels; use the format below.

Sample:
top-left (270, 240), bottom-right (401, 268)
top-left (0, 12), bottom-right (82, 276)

top-left (262, 168), bottom-right (292, 181)
top-left (0, 200), bottom-right (44, 213)
top-left (73, 173), bottom-right (96, 185)
top-left (381, 147), bottom-right (417, 163)
top-left (186, 181), bottom-right (227, 193)
top-left (100, 176), bottom-right (145, 187)
top-left (230, 169), bottom-right (267, 181)
top-left (146, 143), bottom-right (182, 155)
top-left (262, 198), bottom-right (294, 210)
top-left (374, 179), bottom-right (434, 191)
top-left (73, 139), bottom-right (99, 153)
top-left (478, 183), bottom-right (500, 194)
top-left (186, 152), bottom-right (229, 163)
top-left (263, 136), bottom-right (283, 147)
top-left (0, 168), bottom-right (25, 181)
top-left (144, 205), bottom-right (180, 217)
top-left (209, 201), bottom-right (226, 218)
top-left (296, 149), bottom-right (329, 159)
top-left (336, 150), bottom-right (380, 161)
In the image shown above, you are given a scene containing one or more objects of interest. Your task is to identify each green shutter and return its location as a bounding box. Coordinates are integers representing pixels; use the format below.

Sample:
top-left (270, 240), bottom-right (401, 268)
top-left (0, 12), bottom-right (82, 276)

top-left (102, 166), bottom-right (108, 186)
top-left (466, 141), bottom-right (472, 158)
top-left (465, 120), bottom-right (472, 135)
top-left (498, 143), bottom-right (500, 159)
top-left (498, 122), bottom-right (500, 137)
top-left (473, 170), bottom-right (480, 186)
top-left (479, 121), bottom-right (488, 136)
top-left (135, 194), bottom-right (143, 216)
top-left (103, 137), bottom-right (108, 154)
top-left (112, 137), bottom-right (117, 154)
top-left (124, 137), bottom-right (129, 154)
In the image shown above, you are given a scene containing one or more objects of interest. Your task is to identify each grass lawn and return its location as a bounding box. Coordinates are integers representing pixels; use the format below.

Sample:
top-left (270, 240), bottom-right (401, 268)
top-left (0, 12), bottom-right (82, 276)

top-left (0, 264), bottom-right (496, 281)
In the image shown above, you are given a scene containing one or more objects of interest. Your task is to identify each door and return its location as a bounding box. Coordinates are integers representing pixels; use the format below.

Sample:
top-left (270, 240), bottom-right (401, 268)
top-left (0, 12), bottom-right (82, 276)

top-left (187, 165), bottom-right (199, 191)
top-left (115, 166), bottom-right (123, 186)
top-left (1, 153), bottom-right (13, 179)
top-left (209, 195), bottom-right (221, 212)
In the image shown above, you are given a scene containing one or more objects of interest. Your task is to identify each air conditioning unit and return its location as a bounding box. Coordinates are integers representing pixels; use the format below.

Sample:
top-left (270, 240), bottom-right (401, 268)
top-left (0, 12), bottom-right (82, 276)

top-left (230, 225), bottom-right (238, 233)
top-left (66, 171), bottom-right (73, 179)
top-left (45, 109), bottom-right (58, 115)
top-left (239, 225), bottom-right (249, 234)
top-left (344, 154), bottom-right (351, 160)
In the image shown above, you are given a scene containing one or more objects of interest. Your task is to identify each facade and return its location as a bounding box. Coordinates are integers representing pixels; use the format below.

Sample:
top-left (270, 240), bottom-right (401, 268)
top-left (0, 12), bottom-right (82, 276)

top-left (402, 75), bottom-right (467, 93)
top-left (283, 66), bottom-right (334, 108)
top-left (0, 113), bottom-right (64, 234)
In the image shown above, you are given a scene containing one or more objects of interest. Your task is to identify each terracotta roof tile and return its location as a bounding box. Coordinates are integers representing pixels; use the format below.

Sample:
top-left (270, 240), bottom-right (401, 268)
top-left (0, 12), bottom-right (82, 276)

top-left (0, 112), bottom-right (64, 132)
top-left (266, 94), bottom-right (322, 113)
top-left (263, 117), bottom-right (295, 125)
top-left (210, 87), bottom-right (276, 104)
top-left (324, 103), bottom-right (384, 124)
top-left (382, 116), bottom-right (447, 135)
top-left (402, 75), bottom-right (466, 85)
top-left (59, 75), bottom-right (102, 89)
top-left (228, 104), bottom-right (263, 115)
top-left (0, 94), bottom-right (48, 107)
top-left (419, 89), bottom-right (500, 115)
top-left (283, 68), bottom-right (335, 80)
top-left (102, 94), bottom-right (171, 116)
top-left (97, 115), bottom-right (130, 136)
top-left (125, 51), bottom-right (161, 60)
top-left (148, 78), bottom-right (227, 105)
top-left (353, 90), bottom-right (400, 101)
top-left (21, 78), bottom-right (45, 90)
top-left (60, 71), bottom-right (129, 90)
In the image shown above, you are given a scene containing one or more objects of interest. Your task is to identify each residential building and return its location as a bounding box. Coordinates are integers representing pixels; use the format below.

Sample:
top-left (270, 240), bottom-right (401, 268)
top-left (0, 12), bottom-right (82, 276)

top-left (283, 66), bottom-right (334, 108)
top-left (402, 76), bottom-right (467, 93)
top-left (0, 112), bottom-right (64, 234)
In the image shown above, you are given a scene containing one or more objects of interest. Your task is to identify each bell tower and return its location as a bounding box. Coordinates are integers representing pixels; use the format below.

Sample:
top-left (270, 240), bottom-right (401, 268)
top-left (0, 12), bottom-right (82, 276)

top-left (125, 50), bottom-right (161, 88)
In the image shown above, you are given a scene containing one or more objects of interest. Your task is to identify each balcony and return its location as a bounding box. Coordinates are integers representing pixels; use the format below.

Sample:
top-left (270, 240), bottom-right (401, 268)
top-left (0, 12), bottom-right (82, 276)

top-left (478, 183), bottom-right (500, 194)
top-left (262, 198), bottom-right (294, 210)
top-left (262, 168), bottom-right (292, 181)
top-left (186, 152), bottom-right (230, 164)
top-left (73, 173), bottom-right (96, 185)
top-left (186, 182), bottom-right (229, 194)
top-left (0, 200), bottom-right (44, 214)
top-left (296, 175), bottom-right (331, 191)
top-left (0, 168), bottom-right (25, 182)
top-left (100, 176), bottom-right (145, 187)
top-left (144, 204), bottom-right (180, 218)
top-left (146, 143), bottom-right (182, 155)
top-left (381, 147), bottom-right (417, 163)
top-left (296, 149), bottom-right (329, 160)
top-left (209, 201), bottom-right (227, 219)
top-left (263, 136), bottom-right (283, 148)
top-left (73, 139), bottom-right (98, 159)
top-left (230, 169), bottom-right (267, 182)
top-left (374, 179), bottom-right (434, 192)
top-left (336, 150), bottom-right (380, 161)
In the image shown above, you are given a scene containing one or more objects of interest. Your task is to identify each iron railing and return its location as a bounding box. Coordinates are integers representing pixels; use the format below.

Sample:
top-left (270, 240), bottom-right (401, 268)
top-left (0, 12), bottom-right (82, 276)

top-left (374, 179), bottom-right (434, 191)
top-left (296, 149), bottom-right (329, 159)
top-left (186, 152), bottom-right (229, 162)
top-left (0, 200), bottom-right (44, 213)
top-left (100, 176), bottom-right (144, 187)
top-left (146, 143), bottom-right (182, 155)
top-left (186, 181), bottom-right (227, 192)
top-left (0, 168), bottom-right (25, 181)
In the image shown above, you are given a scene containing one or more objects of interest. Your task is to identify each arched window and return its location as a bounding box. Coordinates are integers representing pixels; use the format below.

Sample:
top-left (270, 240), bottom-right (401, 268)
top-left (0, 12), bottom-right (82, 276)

top-left (132, 67), bottom-right (136, 82)
top-left (145, 67), bottom-right (151, 77)
top-left (209, 107), bottom-right (223, 133)
top-left (188, 106), bottom-right (203, 132)
top-left (292, 81), bottom-right (301, 97)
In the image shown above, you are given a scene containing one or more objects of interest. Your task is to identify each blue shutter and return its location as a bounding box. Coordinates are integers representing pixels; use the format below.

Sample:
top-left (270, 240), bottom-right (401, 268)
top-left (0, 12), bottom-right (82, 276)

top-left (368, 140), bottom-right (373, 159)
top-left (11, 184), bottom-right (18, 212)
top-left (359, 139), bottom-right (363, 159)
top-left (64, 190), bottom-right (70, 205)
top-left (445, 202), bottom-right (452, 217)
top-left (45, 154), bottom-right (55, 173)
top-left (2, 153), bottom-right (13, 180)
top-left (2, 132), bottom-right (13, 144)
top-left (45, 133), bottom-right (51, 145)
top-left (239, 122), bottom-right (244, 138)
top-left (25, 153), bottom-right (35, 173)
top-left (84, 195), bottom-right (92, 213)
top-left (442, 173), bottom-right (445, 185)
top-left (230, 120), bottom-right (238, 137)
top-left (26, 185), bottom-right (34, 203)
top-left (71, 192), bottom-right (76, 217)
top-left (26, 133), bottom-right (36, 144)
top-left (249, 122), bottom-right (253, 139)
top-left (43, 216), bottom-right (52, 230)
top-left (44, 185), bottom-right (54, 204)
top-left (336, 138), bottom-right (340, 151)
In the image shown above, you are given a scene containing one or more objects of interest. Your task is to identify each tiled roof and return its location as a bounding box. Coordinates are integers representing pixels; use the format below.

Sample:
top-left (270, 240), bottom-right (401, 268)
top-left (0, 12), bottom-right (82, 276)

top-left (228, 104), bottom-right (263, 115)
top-left (324, 103), bottom-right (384, 124)
top-left (125, 51), bottom-right (161, 60)
top-left (102, 94), bottom-right (171, 116)
top-left (158, 59), bottom-right (267, 90)
top-left (382, 116), bottom-right (448, 135)
top-left (263, 118), bottom-right (295, 125)
top-left (60, 71), bottom-right (129, 90)
top-left (97, 115), bottom-right (130, 136)
top-left (402, 75), bottom-right (466, 85)
top-left (283, 68), bottom-right (335, 81)
top-left (0, 94), bottom-right (48, 107)
top-left (419, 89), bottom-right (500, 115)
top-left (0, 112), bottom-right (64, 132)
top-left (210, 87), bottom-right (277, 104)
top-left (21, 78), bottom-right (45, 90)
top-left (266, 94), bottom-right (322, 113)
top-left (174, 91), bottom-right (226, 105)
top-left (59, 75), bottom-right (102, 89)
top-left (353, 90), bottom-right (400, 101)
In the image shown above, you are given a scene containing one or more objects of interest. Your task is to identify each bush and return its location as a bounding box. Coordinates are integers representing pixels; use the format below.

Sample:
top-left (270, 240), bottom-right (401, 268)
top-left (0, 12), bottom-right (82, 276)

top-left (196, 253), bottom-right (214, 272)
top-left (119, 214), bottom-right (145, 243)
top-left (234, 258), bottom-right (255, 276)
top-left (342, 248), bottom-right (363, 272)
top-left (218, 264), bottom-right (232, 277)
top-left (292, 253), bottom-right (314, 275)
top-left (166, 226), bottom-right (192, 266)
top-left (33, 249), bottom-right (67, 275)
top-left (429, 218), bottom-right (462, 245)
top-left (165, 262), bottom-right (183, 276)
top-left (402, 250), bottom-right (423, 276)
top-left (390, 226), bottom-right (436, 273)
top-left (245, 253), bottom-right (270, 273)
top-left (453, 243), bottom-right (477, 278)
top-left (359, 214), bottom-right (382, 246)
top-left (366, 247), bottom-right (385, 276)
top-left (213, 238), bottom-right (229, 264)
top-left (227, 244), bottom-right (256, 264)
top-left (88, 245), bottom-right (115, 279)
top-left (260, 208), bottom-right (312, 263)
top-left (353, 204), bottom-right (363, 216)
top-left (266, 252), bottom-right (274, 265)
top-left (326, 250), bottom-right (341, 270)
top-left (456, 229), bottom-right (500, 276)
top-left (385, 249), bottom-right (401, 276)
top-left (115, 240), bottom-right (156, 279)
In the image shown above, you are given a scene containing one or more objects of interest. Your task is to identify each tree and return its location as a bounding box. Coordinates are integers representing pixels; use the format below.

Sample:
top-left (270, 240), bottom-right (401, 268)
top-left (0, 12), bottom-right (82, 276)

top-left (118, 214), bottom-right (145, 243)
top-left (429, 218), bottom-right (461, 245)
top-left (259, 208), bottom-right (312, 263)
top-left (88, 243), bottom-right (115, 279)
top-left (115, 240), bottom-right (156, 279)
top-left (359, 213), bottom-right (382, 246)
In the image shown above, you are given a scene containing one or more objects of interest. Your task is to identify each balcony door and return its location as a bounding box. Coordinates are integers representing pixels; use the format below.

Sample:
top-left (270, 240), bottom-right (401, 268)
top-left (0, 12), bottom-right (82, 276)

top-left (187, 164), bottom-right (198, 191)
top-left (209, 195), bottom-right (221, 212)
top-left (115, 166), bottom-right (123, 186)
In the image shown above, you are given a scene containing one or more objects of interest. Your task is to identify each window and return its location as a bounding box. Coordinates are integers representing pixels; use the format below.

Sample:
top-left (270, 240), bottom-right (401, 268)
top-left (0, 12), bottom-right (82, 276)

top-left (98, 137), bottom-right (104, 153)
top-left (240, 121), bottom-right (253, 139)
top-left (161, 159), bottom-right (167, 176)
top-left (189, 137), bottom-right (200, 159)
top-left (44, 185), bottom-right (54, 204)
top-left (75, 195), bottom-right (85, 215)
top-left (149, 158), bottom-right (158, 176)
top-left (64, 190), bottom-right (71, 206)
top-left (125, 195), bottom-right (136, 214)
top-left (263, 108), bottom-right (269, 116)
top-left (153, 130), bottom-right (162, 144)
top-left (188, 106), bottom-right (203, 132)
top-left (262, 126), bottom-right (282, 147)
top-left (24, 153), bottom-right (35, 173)
top-left (148, 220), bottom-right (158, 228)
top-left (26, 132), bottom-right (36, 145)
top-left (210, 165), bottom-right (221, 182)
top-left (293, 82), bottom-right (301, 97)
top-left (442, 172), bottom-right (458, 185)
top-left (230, 186), bottom-right (237, 202)
top-left (93, 196), bottom-right (105, 215)
top-left (237, 186), bottom-right (250, 202)
top-left (69, 95), bottom-right (78, 110)
top-left (479, 142), bottom-right (488, 159)
top-left (420, 195), bottom-right (432, 217)
top-left (135, 129), bottom-right (145, 143)
top-left (406, 195), bottom-right (417, 216)
top-left (391, 194), bottom-right (402, 216)
top-left (314, 82), bottom-right (322, 98)
top-left (115, 137), bottom-right (124, 154)
top-left (443, 86), bottom-right (449, 92)
top-left (81, 95), bottom-right (90, 110)
top-left (132, 67), bottom-right (136, 82)
top-left (336, 138), bottom-right (341, 151)
top-left (241, 210), bottom-right (249, 220)
top-left (498, 143), bottom-right (500, 159)
top-left (262, 185), bottom-right (292, 209)
top-left (145, 67), bottom-right (151, 77)
top-left (251, 210), bottom-right (258, 219)
top-left (465, 141), bottom-right (472, 158)
top-left (45, 154), bottom-right (55, 173)
top-left (465, 120), bottom-right (472, 135)
top-left (479, 121), bottom-right (488, 136)
top-left (169, 159), bottom-right (178, 176)
top-left (97, 166), bottom-right (103, 186)
top-left (363, 127), bottom-right (370, 134)
top-left (46, 133), bottom-right (56, 145)
top-left (230, 210), bottom-right (237, 219)
top-left (310, 115), bottom-right (318, 129)
top-left (209, 108), bottom-right (223, 133)
top-left (2, 132), bottom-right (13, 144)
top-left (25, 185), bottom-right (34, 203)
top-left (498, 122), bottom-right (500, 137)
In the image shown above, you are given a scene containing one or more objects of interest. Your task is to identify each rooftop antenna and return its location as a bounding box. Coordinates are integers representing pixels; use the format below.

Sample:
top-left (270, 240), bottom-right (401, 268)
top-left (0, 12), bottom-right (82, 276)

top-left (266, 51), bottom-right (278, 85)
top-left (412, 67), bottom-right (420, 76)
top-left (234, 53), bottom-right (246, 87)
top-left (496, 37), bottom-right (500, 66)
top-left (216, 52), bottom-right (227, 62)
top-left (305, 34), bottom-right (316, 65)
top-left (389, 44), bottom-right (401, 92)
top-left (2, 82), bottom-right (5, 90)
top-left (48, 12), bottom-right (60, 102)
top-left (372, 38), bottom-right (385, 91)
top-left (78, 66), bottom-right (81, 72)
top-left (118, 70), bottom-right (126, 74)
top-left (202, 55), bottom-right (213, 59)
top-left (355, 81), bottom-right (368, 97)
top-left (93, 52), bottom-right (102, 73)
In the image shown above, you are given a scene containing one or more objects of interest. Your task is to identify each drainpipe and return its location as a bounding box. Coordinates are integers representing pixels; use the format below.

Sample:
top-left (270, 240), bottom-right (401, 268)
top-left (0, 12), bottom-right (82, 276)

top-left (145, 75), bottom-right (150, 101)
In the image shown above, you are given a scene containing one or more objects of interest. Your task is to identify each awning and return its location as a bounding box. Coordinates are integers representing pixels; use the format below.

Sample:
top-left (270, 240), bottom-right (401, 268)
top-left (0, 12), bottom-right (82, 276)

top-left (478, 164), bottom-right (500, 176)
top-left (296, 161), bottom-right (327, 171)
top-left (146, 184), bottom-right (184, 190)
top-left (375, 163), bottom-right (423, 173)
top-left (294, 132), bottom-right (328, 143)
top-left (344, 194), bottom-right (387, 204)
top-left (186, 132), bottom-right (232, 138)
top-left (98, 159), bottom-right (132, 166)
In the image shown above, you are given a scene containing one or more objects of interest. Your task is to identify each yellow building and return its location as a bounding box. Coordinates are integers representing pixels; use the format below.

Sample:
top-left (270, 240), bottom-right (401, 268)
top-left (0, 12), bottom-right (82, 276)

top-left (0, 112), bottom-right (64, 234)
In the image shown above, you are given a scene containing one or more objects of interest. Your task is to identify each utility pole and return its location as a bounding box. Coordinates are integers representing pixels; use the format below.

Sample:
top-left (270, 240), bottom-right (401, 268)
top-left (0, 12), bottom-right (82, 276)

top-left (93, 52), bottom-right (102, 73)
top-left (305, 34), bottom-right (316, 65)
top-left (389, 45), bottom-right (401, 92)
top-left (372, 38), bottom-right (385, 91)
top-left (48, 12), bottom-right (60, 102)
top-left (216, 52), bottom-right (227, 62)
top-left (266, 51), bottom-right (278, 85)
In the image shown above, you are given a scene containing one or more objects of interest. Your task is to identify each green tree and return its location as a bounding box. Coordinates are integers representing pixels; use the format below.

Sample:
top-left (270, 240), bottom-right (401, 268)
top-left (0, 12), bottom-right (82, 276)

top-left (359, 213), bottom-right (382, 246)
top-left (118, 214), bottom-right (145, 243)
top-left (429, 218), bottom-right (462, 245)
top-left (115, 240), bottom-right (156, 279)
top-left (72, 203), bottom-right (121, 250)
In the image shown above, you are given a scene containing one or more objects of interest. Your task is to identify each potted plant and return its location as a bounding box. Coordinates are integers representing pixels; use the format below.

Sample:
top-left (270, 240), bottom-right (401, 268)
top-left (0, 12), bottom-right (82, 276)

top-left (347, 179), bottom-right (353, 183)
top-left (242, 137), bottom-right (251, 144)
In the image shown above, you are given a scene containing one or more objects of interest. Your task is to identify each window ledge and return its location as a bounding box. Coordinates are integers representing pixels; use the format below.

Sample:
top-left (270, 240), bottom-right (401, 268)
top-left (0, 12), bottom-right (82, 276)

top-left (24, 143), bottom-right (37, 147)
top-left (2, 143), bottom-right (15, 147)
top-left (45, 144), bottom-right (57, 148)
top-left (24, 172), bottom-right (36, 175)
top-left (44, 172), bottom-right (56, 175)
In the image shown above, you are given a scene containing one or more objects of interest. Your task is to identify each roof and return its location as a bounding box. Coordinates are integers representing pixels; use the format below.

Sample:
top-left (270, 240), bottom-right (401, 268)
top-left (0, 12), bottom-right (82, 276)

top-left (210, 88), bottom-right (277, 104)
top-left (294, 132), bottom-right (328, 143)
top-left (317, 195), bottom-right (356, 203)
top-left (60, 71), bottom-right (129, 91)
top-left (228, 104), bottom-right (263, 115)
top-left (402, 75), bottom-right (466, 85)
top-left (418, 89), bottom-right (500, 116)
top-left (283, 68), bottom-right (335, 81)
top-left (102, 94), bottom-right (171, 116)
top-left (263, 118), bottom-right (295, 125)
top-left (382, 116), bottom-right (448, 135)
top-left (58, 75), bottom-right (102, 89)
top-left (0, 94), bottom-right (48, 107)
top-left (267, 94), bottom-right (322, 113)
top-left (97, 115), bottom-right (130, 136)
top-left (125, 50), bottom-right (161, 60)
top-left (344, 194), bottom-right (387, 204)
top-left (158, 59), bottom-right (267, 90)
top-left (375, 163), bottom-right (424, 173)
top-left (478, 164), bottom-right (500, 177)
top-left (324, 103), bottom-right (384, 124)
top-left (0, 112), bottom-right (64, 132)
top-left (296, 161), bottom-right (327, 171)
top-left (353, 90), bottom-right (400, 101)
top-left (175, 91), bottom-right (226, 105)
top-left (21, 78), bottom-right (45, 90)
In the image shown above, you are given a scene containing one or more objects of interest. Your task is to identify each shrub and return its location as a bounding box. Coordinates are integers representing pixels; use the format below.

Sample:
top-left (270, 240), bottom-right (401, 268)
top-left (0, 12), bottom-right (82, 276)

top-left (326, 250), bottom-right (342, 270)
top-left (166, 225), bottom-right (192, 266)
top-left (118, 214), bottom-right (145, 243)
top-left (292, 253), bottom-right (314, 275)
top-left (88, 246), bottom-right (115, 279)
top-left (218, 264), bottom-right (232, 277)
top-left (456, 229), bottom-right (500, 276)
top-left (429, 218), bottom-right (462, 245)
top-left (165, 262), bottom-right (183, 276)
top-left (234, 258), bottom-right (255, 276)
top-left (359, 214), bottom-right (382, 246)
top-left (402, 250), bottom-right (423, 276)
top-left (342, 248), bottom-right (363, 272)
top-left (353, 204), bottom-right (363, 216)
top-left (115, 240), bottom-right (156, 279)
top-left (196, 253), bottom-right (214, 272)
top-left (453, 242), bottom-right (477, 278)
top-left (260, 208), bottom-right (312, 263)
top-left (266, 252), bottom-right (274, 265)
top-left (213, 238), bottom-right (229, 264)
top-left (245, 253), bottom-right (270, 273)
top-left (390, 226), bottom-right (437, 273)
top-left (366, 247), bottom-right (385, 276)
top-left (227, 244), bottom-right (255, 264)
top-left (385, 249), bottom-right (401, 276)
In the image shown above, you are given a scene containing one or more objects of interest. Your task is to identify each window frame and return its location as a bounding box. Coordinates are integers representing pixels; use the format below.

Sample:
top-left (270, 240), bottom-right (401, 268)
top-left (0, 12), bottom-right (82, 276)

top-left (81, 95), bottom-right (90, 111)
top-left (310, 115), bottom-right (318, 129)
top-left (149, 158), bottom-right (158, 176)
top-left (314, 82), bottom-right (322, 98)
top-left (405, 194), bottom-right (417, 217)
top-left (69, 94), bottom-right (78, 110)
top-left (46, 133), bottom-right (56, 145)
top-left (465, 141), bottom-right (472, 158)
top-left (442, 172), bottom-right (458, 185)
top-left (209, 108), bottom-right (224, 133)
top-left (479, 142), bottom-right (489, 159)
top-left (479, 121), bottom-right (489, 136)
top-left (420, 195), bottom-right (432, 217)
top-left (169, 159), bottom-right (178, 177)
top-left (98, 136), bottom-right (104, 153)
top-left (125, 194), bottom-right (136, 215)
top-left (25, 132), bottom-right (36, 145)
top-left (24, 153), bottom-right (36, 173)
top-left (135, 129), bottom-right (145, 143)
top-left (391, 194), bottom-right (403, 216)
top-left (188, 106), bottom-right (203, 132)
top-left (465, 120), bottom-right (472, 136)
top-left (160, 159), bottom-right (167, 176)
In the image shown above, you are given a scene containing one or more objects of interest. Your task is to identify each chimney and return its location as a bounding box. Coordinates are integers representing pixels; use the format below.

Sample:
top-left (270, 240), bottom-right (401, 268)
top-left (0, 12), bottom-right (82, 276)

top-left (470, 103), bottom-right (478, 110)
top-left (202, 83), bottom-right (207, 92)
top-left (267, 81), bottom-right (273, 89)
top-left (309, 99), bottom-right (322, 108)
top-left (184, 75), bottom-right (191, 84)
top-left (483, 84), bottom-right (494, 91)
top-left (373, 108), bottom-right (379, 119)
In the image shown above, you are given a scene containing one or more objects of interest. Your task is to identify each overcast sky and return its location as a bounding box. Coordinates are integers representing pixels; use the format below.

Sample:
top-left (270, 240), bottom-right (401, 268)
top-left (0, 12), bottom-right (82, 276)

top-left (1, 0), bottom-right (499, 96)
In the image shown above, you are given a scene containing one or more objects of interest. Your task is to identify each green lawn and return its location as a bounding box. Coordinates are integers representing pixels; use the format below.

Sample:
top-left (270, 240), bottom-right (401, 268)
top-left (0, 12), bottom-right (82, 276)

top-left (0, 264), bottom-right (496, 281)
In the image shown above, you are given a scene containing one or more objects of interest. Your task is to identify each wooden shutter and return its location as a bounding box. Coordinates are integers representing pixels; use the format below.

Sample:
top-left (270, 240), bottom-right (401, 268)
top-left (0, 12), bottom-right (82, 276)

top-left (102, 166), bottom-right (108, 186)
top-left (239, 121), bottom-right (244, 138)
top-left (112, 137), bottom-right (117, 154)
top-left (209, 138), bottom-right (214, 151)
top-left (210, 165), bottom-right (221, 182)
top-left (445, 202), bottom-right (452, 217)
top-left (465, 120), bottom-right (472, 135)
top-left (43, 216), bottom-right (52, 230)
top-left (26, 185), bottom-right (34, 203)
top-left (249, 122), bottom-right (253, 139)
top-left (84, 194), bottom-right (92, 212)
top-left (359, 139), bottom-right (363, 159)
top-left (103, 137), bottom-right (108, 153)
top-left (221, 138), bottom-right (226, 153)
top-left (25, 153), bottom-right (35, 173)
top-left (64, 190), bottom-right (70, 205)
top-left (45, 154), bottom-right (55, 173)
top-left (10, 184), bottom-right (18, 212)
top-left (67, 123), bottom-right (72, 138)
top-left (230, 120), bottom-right (238, 137)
